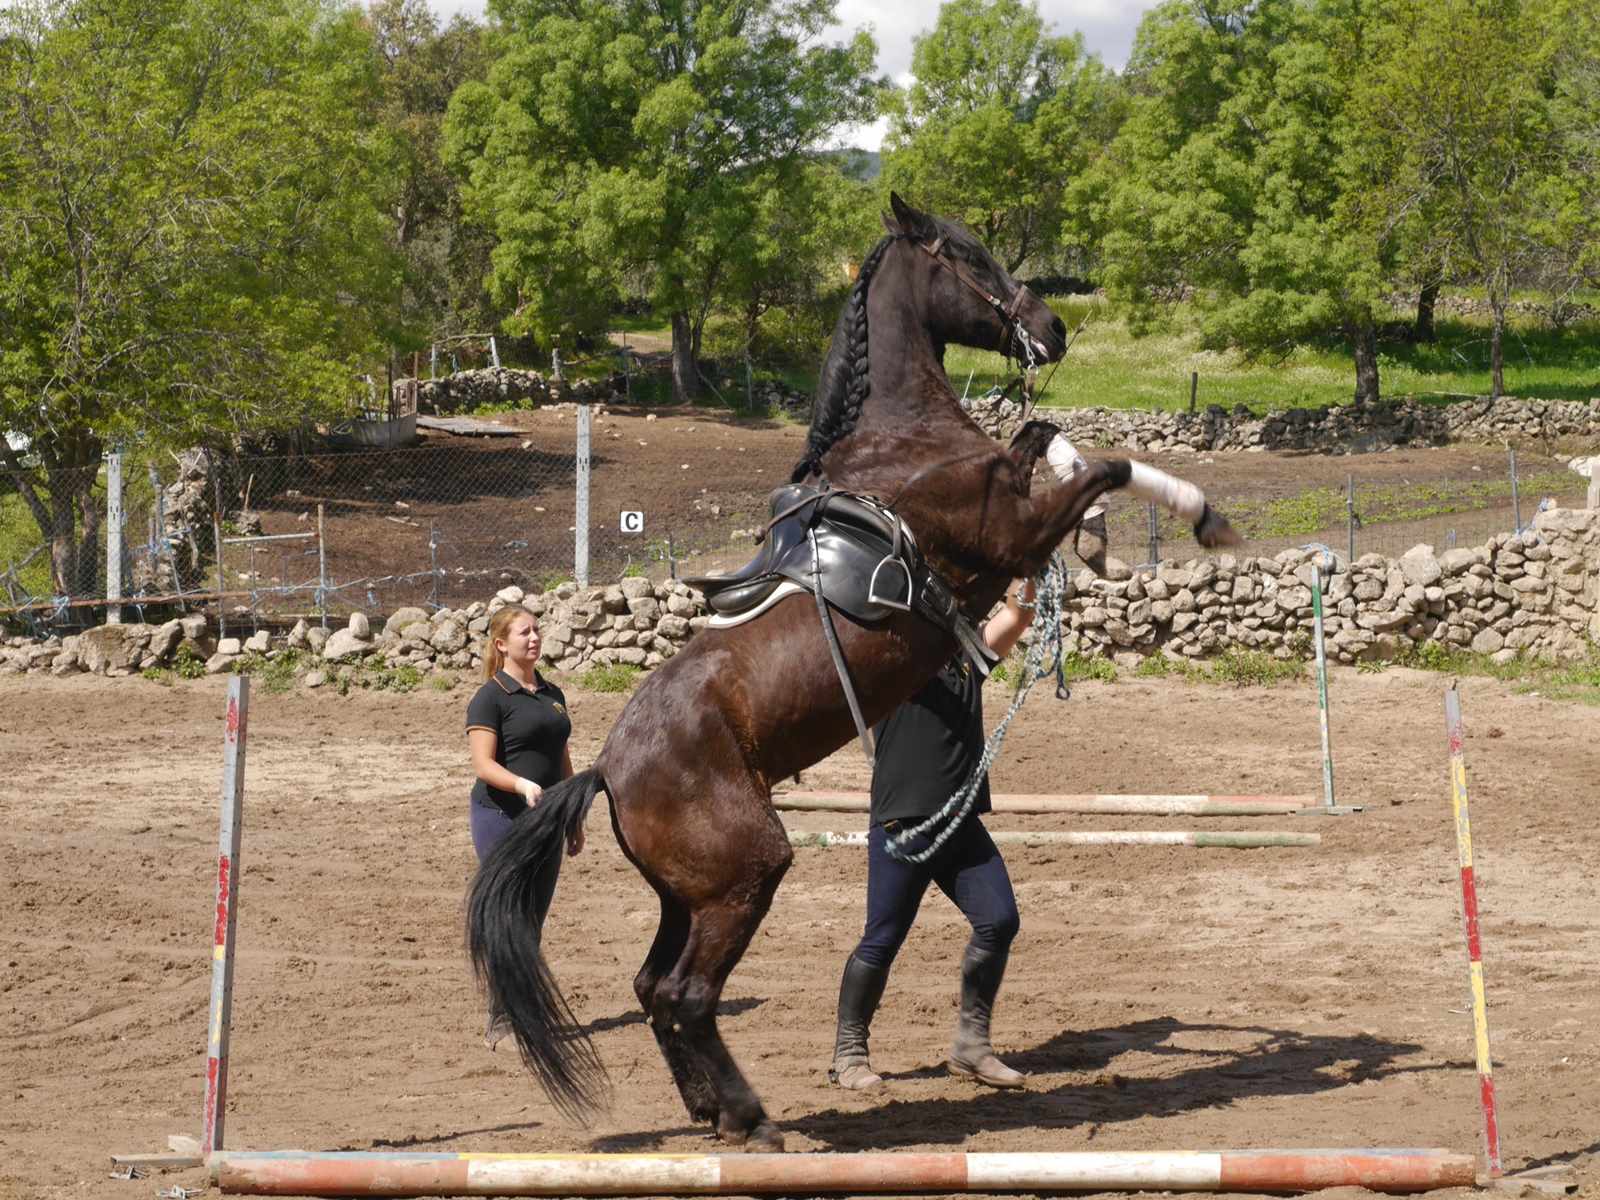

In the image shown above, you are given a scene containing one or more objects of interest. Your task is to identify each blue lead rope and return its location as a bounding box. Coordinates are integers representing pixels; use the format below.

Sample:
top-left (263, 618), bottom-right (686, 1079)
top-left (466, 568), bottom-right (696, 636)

top-left (884, 552), bottom-right (1069, 864)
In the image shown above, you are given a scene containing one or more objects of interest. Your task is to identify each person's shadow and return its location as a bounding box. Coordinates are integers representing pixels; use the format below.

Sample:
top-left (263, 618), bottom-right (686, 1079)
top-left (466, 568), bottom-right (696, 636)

top-left (790, 1015), bottom-right (1433, 1151)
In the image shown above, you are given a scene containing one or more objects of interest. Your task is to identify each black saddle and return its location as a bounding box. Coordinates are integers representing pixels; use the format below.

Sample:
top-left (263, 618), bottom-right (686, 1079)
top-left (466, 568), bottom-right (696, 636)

top-left (685, 485), bottom-right (914, 622)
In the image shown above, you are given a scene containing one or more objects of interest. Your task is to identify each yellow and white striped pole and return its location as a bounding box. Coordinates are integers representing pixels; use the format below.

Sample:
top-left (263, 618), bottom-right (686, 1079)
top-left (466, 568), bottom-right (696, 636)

top-left (1445, 684), bottom-right (1501, 1177)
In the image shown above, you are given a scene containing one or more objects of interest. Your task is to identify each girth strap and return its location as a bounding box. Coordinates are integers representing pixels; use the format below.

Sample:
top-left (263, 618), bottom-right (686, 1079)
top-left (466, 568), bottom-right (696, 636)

top-left (810, 529), bottom-right (875, 764)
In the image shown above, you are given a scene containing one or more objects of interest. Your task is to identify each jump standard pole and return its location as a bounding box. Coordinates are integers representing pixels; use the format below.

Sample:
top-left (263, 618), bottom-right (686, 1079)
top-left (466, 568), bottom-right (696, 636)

top-left (211, 1148), bottom-right (1477, 1197)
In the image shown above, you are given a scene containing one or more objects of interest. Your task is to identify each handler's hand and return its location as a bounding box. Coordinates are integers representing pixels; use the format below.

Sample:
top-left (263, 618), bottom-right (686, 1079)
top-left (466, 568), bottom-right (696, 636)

top-left (514, 777), bottom-right (542, 805)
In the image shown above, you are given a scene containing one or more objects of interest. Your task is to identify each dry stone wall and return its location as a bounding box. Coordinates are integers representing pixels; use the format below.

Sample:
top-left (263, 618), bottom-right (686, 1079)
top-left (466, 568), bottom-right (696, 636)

top-left (962, 392), bottom-right (1600, 453)
top-left (4, 508), bottom-right (1595, 682)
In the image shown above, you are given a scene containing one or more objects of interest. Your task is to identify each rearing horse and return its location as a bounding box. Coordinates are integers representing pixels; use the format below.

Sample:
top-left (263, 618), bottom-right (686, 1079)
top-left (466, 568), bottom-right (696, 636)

top-left (469, 194), bottom-right (1239, 1151)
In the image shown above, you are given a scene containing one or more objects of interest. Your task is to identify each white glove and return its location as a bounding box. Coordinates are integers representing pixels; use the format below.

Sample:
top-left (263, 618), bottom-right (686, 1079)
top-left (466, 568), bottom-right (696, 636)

top-left (513, 777), bottom-right (542, 805)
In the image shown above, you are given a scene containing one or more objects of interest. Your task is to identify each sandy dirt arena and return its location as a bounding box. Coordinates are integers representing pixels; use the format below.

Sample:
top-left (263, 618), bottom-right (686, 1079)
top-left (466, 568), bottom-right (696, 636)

top-left (2, 665), bottom-right (1597, 1200)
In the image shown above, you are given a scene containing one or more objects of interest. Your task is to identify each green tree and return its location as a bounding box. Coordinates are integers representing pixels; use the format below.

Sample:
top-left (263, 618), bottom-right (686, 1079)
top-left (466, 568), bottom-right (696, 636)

top-left (1356, 0), bottom-right (1561, 398)
top-left (710, 155), bottom-right (880, 366)
top-left (364, 0), bottom-right (499, 347)
top-left (883, 0), bottom-right (1122, 275)
top-left (444, 0), bottom-right (882, 401)
top-left (1100, 0), bottom-right (1398, 405)
top-left (0, 0), bottom-right (399, 594)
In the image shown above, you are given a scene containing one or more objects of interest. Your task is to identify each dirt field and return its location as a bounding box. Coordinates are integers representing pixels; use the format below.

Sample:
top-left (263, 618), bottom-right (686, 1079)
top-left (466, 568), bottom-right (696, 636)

top-left (3, 664), bottom-right (1597, 1200)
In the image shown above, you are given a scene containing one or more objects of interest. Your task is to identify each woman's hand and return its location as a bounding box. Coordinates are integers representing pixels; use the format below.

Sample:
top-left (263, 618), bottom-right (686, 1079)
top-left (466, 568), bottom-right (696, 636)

top-left (513, 777), bottom-right (543, 805)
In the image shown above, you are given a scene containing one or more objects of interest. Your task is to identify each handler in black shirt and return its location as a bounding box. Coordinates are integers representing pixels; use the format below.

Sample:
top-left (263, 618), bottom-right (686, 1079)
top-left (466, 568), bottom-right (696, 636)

top-left (829, 579), bottom-right (1035, 1092)
top-left (465, 603), bottom-right (579, 1047)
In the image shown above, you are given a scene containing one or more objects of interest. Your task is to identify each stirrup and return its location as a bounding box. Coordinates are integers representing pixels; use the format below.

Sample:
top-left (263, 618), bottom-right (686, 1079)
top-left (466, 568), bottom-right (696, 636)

top-left (866, 556), bottom-right (913, 610)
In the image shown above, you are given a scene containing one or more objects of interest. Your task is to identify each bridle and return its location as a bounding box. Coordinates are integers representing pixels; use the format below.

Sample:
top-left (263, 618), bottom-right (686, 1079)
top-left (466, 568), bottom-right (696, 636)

top-left (914, 233), bottom-right (1042, 369)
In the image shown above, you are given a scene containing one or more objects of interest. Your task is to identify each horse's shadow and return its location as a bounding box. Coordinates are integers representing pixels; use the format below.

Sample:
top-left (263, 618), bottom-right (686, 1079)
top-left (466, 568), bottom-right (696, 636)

top-left (580, 995), bottom-right (765, 1037)
top-left (792, 1015), bottom-right (1432, 1151)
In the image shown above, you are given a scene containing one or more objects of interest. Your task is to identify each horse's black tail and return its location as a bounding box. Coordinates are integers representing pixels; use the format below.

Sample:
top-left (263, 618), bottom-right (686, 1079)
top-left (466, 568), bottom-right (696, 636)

top-left (467, 769), bottom-right (609, 1120)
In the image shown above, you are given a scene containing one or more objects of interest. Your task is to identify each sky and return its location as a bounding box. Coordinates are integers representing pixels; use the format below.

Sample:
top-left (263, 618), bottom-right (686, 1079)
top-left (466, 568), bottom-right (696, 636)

top-left (424, 0), bottom-right (1164, 150)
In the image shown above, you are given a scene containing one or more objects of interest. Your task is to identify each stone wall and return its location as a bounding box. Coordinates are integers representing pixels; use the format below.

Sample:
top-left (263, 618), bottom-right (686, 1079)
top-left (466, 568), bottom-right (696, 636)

top-left (962, 392), bottom-right (1600, 454)
top-left (412, 367), bottom-right (614, 413)
top-left (1057, 506), bottom-right (1599, 668)
top-left (5, 508), bottom-right (1595, 683)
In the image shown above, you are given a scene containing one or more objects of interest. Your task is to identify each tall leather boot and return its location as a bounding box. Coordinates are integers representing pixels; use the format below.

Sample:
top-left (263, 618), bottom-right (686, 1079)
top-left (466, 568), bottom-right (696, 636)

top-left (829, 954), bottom-right (890, 1090)
top-left (949, 942), bottom-right (1025, 1088)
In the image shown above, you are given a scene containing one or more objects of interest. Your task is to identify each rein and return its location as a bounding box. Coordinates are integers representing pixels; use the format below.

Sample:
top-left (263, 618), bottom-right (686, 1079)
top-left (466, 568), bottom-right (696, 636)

top-left (914, 234), bottom-right (1040, 368)
top-left (883, 550), bottom-right (1070, 864)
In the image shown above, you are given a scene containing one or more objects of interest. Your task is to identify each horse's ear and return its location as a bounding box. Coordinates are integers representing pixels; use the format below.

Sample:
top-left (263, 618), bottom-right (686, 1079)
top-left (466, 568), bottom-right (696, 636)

top-left (881, 210), bottom-right (901, 236)
top-left (889, 192), bottom-right (937, 242)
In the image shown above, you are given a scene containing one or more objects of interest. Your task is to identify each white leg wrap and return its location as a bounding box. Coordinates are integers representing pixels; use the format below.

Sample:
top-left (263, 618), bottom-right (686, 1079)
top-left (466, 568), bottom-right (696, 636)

top-left (1127, 461), bottom-right (1206, 524)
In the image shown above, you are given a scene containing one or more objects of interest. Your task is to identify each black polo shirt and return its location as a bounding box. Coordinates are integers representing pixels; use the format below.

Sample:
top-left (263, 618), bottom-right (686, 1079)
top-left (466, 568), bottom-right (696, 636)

top-left (869, 656), bottom-right (991, 826)
top-left (466, 670), bottom-right (572, 816)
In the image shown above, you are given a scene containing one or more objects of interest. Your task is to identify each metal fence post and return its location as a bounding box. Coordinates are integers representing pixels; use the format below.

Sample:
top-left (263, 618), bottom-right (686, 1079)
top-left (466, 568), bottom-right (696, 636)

top-left (575, 402), bottom-right (590, 587)
top-left (213, 470), bottom-right (227, 641)
top-left (1508, 446), bottom-right (1521, 533)
top-left (1311, 558), bottom-right (1335, 810)
top-left (1146, 500), bottom-right (1159, 567)
top-left (429, 343), bottom-right (437, 380)
top-left (316, 503), bottom-right (328, 630)
top-left (489, 336), bottom-right (500, 369)
top-left (1345, 475), bottom-right (1355, 563)
top-left (106, 448), bottom-right (124, 624)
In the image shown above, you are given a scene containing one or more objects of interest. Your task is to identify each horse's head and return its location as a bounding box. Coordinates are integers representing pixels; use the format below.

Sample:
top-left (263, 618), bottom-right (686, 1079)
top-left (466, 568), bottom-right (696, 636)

top-left (882, 192), bottom-right (1067, 366)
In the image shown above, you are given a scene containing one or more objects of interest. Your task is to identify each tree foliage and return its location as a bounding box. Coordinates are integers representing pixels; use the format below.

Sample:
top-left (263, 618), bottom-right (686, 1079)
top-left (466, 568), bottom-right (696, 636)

top-left (364, 0), bottom-right (498, 344)
top-left (1100, 0), bottom-right (1400, 404)
top-left (444, 0), bottom-right (882, 399)
top-left (882, 0), bottom-right (1123, 275)
top-left (0, 0), bottom-right (400, 592)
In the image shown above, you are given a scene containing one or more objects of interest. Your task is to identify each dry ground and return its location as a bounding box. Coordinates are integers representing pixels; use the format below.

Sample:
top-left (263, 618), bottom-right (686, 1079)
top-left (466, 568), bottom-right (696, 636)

top-left (2, 664), bottom-right (1597, 1200)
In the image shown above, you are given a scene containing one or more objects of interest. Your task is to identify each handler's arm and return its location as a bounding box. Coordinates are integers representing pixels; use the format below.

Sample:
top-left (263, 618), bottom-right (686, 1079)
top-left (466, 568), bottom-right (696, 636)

top-left (982, 578), bottom-right (1036, 658)
top-left (469, 728), bottom-right (543, 804)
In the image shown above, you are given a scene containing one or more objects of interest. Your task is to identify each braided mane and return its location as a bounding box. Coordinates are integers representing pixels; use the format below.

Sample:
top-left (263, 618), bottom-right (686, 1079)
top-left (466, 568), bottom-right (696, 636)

top-left (789, 235), bottom-right (901, 482)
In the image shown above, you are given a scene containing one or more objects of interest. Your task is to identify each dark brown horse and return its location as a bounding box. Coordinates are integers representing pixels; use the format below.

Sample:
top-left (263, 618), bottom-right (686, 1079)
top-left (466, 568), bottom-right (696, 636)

top-left (468, 194), bottom-right (1238, 1151)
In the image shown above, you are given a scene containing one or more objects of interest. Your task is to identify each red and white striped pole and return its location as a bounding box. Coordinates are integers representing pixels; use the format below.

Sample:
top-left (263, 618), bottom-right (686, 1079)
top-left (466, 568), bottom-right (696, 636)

top-left (203, 674), bottom-right (250, 1154)
top-left (1444, 684), bottom-right (1501, 1178)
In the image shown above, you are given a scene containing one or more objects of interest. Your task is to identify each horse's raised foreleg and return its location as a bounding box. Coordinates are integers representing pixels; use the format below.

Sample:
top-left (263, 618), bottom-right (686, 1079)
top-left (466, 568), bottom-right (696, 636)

top-left (633, 893), bottom-right (720, 1125)
top-left (998, 457), bottom-right (1240, 577)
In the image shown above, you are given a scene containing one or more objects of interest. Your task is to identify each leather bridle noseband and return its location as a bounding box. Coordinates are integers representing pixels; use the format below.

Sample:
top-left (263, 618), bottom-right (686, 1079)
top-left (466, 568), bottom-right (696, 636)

top-left (914, 233), bottom-right (1041, 368)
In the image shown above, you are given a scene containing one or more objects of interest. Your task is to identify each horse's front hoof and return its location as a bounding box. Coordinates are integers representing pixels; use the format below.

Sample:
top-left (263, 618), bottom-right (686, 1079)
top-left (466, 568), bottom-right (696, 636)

top-left (746, 1122), bottom-right (786, 1153)
top-left (1194, 504), bottom-right (1243, 549)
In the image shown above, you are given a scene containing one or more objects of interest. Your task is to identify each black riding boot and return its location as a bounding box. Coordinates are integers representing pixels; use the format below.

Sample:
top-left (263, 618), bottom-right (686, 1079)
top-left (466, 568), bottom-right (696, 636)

top-left (829, 954), bottom-right (890, 1090)
top-left (949, 942), bottom-right (1025, 1088)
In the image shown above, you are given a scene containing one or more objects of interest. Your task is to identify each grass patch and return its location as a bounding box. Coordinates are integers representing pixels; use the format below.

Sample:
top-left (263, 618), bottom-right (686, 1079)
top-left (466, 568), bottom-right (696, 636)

top-left (232, 648), bottom-right (308, 694)
top-left (940, 296), bottom-right (1600, 414)
top-left (1221, 470), bottom-right (1578, 540)
top-left (1132, 648), bottom-right (1302, 686)
top-left (1208, 648), bottom-right (1305, 686)
top-left (579, 662), bottom-right (642, 693)
top-left (1381, 639), bottom-right (1600, 704)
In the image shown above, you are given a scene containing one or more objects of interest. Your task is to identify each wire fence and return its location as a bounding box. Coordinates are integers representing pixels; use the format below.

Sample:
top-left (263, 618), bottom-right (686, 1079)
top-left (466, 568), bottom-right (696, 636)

top-left (2, 408), bottom-right (1592, 637)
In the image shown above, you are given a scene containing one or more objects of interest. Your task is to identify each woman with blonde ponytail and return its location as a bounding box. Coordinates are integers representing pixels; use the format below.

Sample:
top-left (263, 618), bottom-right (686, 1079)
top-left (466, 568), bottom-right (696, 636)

top-left (464, 603), bottom-right (582, 1047)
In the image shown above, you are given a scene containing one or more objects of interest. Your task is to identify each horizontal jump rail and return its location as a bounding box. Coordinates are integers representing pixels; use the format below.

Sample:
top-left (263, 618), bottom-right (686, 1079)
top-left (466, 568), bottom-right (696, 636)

top-left (788, 830), bottom-right (1321, 849)
top-left (211, 1148), bottom-right (1473, 1196)
top-left (774, 791), bottom-right (1315, 817)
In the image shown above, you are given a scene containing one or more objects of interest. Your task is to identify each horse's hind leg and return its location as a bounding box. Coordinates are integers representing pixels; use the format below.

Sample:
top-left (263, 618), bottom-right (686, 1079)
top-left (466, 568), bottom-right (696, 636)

top-left (634, 893), bottom-right (720, 1124)
top-left (652, 815), bottom-right (792, 1150)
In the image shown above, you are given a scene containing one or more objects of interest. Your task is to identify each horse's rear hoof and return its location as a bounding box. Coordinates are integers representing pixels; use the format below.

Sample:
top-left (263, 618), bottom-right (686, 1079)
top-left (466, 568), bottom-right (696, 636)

top-left (1194, 504), bottom-right (1243, 549)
